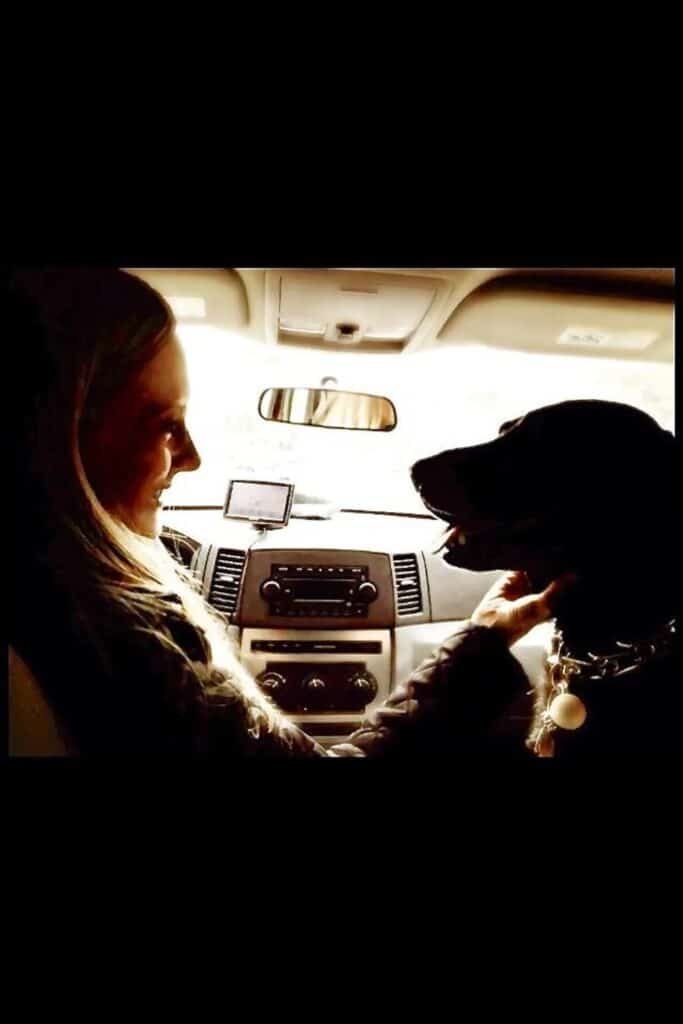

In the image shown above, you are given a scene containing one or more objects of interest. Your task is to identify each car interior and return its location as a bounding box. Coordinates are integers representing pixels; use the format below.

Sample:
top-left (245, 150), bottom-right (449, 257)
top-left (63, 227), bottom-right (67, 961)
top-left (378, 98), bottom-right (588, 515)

top-left (8, 266), bottom-right (675, 754)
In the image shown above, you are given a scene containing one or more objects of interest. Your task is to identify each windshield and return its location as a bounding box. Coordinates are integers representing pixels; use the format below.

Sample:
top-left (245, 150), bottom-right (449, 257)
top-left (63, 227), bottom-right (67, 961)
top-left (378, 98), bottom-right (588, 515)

top-left (166, 325), bottom-right (674, 515)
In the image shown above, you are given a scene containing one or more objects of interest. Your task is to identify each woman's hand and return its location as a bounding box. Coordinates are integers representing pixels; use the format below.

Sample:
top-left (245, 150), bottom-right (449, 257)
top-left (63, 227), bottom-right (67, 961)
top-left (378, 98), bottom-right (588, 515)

top-left (471, 570), bottom-right (577, 647)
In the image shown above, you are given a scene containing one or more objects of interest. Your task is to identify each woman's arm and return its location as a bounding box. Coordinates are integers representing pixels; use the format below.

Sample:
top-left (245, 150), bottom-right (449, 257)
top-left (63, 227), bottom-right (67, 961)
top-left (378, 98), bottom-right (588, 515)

top-left (146, 572), bottom-right (571, 756)
top-left (198, 621), bottom-right (532, 757)
top-left (328, 623), bottom-right (532, 757)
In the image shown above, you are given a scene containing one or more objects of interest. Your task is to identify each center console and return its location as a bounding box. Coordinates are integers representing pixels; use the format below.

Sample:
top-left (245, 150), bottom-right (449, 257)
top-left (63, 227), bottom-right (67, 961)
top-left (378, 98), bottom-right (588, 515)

top-left (238, 549), bottom-right (395, 741)
top-left (240, 628), bottom-right (391, 740)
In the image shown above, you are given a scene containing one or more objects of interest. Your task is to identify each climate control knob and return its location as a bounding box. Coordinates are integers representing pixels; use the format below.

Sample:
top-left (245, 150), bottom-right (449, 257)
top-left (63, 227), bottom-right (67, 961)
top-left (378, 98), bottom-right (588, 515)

top-left (301, 674), bottom-right (328, 711)
top-left (357, 581), bottom-right (378, 603)
top-left (346, 671), bottom-right (378, 709)
top-left (256, 670), bottom-right (287, 697)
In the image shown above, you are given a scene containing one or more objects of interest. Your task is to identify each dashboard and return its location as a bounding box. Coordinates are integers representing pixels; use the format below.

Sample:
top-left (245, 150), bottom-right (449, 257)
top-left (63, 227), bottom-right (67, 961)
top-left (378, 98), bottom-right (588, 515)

top-left (161, 509), bottom-right (552, 744)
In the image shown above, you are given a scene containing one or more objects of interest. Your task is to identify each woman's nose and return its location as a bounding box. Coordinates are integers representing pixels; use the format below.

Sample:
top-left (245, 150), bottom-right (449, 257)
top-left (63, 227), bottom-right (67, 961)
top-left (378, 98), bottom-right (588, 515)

top-left (175, 432), bottom-right (201, 473)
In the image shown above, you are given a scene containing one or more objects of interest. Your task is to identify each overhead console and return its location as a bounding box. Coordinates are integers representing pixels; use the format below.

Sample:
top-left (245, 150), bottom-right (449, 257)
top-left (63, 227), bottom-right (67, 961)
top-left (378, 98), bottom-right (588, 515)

top-left (264, 268), bottom-right (453, 353)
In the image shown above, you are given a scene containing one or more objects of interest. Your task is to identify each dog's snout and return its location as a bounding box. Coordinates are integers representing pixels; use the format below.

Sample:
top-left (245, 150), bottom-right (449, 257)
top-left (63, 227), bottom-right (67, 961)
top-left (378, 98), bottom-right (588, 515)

top-left (410, 458), bottom-right (429, 488)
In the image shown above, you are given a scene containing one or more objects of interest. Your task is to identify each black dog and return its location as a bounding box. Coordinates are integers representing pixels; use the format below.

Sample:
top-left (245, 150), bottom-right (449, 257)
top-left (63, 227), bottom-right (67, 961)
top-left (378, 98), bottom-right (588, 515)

top-left (411, 400), bottom-right (679, 754)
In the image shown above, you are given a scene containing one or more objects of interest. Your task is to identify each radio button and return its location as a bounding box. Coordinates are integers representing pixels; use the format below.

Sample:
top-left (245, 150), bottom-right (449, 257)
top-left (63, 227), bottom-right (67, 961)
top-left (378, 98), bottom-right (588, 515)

top-left (261, 578), bottom-right (282, 601)
top-left (357, 581), bottom-right (378, 603)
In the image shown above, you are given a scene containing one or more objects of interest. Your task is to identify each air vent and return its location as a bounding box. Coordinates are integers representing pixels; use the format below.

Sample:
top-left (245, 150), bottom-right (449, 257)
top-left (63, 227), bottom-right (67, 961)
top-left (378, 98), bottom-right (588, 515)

top-left (208, 549), bottom-right (247, 616)
top-left (392, 553), bottom-right (423, 616)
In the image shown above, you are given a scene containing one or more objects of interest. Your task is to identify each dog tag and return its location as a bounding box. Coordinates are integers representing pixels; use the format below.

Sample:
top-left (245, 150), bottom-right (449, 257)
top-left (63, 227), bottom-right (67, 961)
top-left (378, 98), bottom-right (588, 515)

top-left (548, 693), bottom-right (587, 730)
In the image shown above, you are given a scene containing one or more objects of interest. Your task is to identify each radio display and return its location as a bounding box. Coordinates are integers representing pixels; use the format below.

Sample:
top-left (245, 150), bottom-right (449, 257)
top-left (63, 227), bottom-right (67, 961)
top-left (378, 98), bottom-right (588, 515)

top-left (291, 579), bottom-right (351, 602)
top-left (259, 563), bottom-right (374, 618)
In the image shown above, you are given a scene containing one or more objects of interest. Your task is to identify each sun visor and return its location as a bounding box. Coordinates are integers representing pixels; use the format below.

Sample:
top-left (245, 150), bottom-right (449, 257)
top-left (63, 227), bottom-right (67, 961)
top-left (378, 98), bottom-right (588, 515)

top-left (437, 276), bottom-right (674, 362)
top-left (128, 269), bottom-right (249, 332)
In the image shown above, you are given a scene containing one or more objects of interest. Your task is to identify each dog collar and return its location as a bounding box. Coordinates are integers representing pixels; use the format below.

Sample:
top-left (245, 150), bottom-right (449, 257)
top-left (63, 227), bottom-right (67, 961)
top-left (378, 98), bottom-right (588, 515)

top-left (533, 617), bottom-right (677, 756)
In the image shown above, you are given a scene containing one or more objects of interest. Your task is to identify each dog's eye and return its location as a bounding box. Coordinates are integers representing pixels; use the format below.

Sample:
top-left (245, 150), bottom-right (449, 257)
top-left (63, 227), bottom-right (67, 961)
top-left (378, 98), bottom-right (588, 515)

top-left (498, 416), bottom-right (523, 436)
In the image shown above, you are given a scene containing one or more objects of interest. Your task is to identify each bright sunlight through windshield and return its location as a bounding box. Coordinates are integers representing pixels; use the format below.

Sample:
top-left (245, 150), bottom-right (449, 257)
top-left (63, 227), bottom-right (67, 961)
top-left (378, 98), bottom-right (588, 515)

top-left (165, 325), bottom-right (674, 515)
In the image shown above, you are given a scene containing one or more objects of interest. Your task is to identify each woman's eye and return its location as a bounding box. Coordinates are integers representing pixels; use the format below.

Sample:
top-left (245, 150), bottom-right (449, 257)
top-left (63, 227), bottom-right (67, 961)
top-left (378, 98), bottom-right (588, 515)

top-left (162, 420), bottom-right (185, 439)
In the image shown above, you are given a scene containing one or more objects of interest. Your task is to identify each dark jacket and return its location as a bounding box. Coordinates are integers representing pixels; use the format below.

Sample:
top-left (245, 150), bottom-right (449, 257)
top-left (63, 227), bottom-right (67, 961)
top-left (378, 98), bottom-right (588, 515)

top-left (17, 591), bottom-right (533, 756)
top-left (164, 600), bottom-right (534, 758)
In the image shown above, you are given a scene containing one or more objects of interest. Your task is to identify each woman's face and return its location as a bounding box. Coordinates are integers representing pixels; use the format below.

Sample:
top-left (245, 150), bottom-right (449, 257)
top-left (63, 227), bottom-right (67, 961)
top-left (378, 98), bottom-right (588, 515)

top-left (82, 333), bottom-right (201, 538)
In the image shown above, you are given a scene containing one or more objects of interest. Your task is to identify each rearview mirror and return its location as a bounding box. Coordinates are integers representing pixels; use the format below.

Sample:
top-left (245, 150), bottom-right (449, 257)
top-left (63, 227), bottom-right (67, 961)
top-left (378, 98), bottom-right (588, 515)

top-left (258, 387), bottom-right (397, 431)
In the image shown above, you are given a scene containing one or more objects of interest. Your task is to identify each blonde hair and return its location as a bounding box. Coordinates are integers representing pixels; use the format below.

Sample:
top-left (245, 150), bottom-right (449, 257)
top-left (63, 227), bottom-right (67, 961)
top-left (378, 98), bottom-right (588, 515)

top-left (10, 268), bottom-right (285, 749)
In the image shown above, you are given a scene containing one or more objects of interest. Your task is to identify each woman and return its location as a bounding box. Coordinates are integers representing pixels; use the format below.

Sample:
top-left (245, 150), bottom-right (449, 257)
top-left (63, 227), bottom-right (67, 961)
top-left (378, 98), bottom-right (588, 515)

top-left (8, 267), bottom-right (561, 755)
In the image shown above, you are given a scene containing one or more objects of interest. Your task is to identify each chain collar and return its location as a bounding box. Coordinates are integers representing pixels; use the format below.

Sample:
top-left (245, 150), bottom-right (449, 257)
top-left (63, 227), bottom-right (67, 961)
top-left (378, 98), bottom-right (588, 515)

top-left (533, 617), bottom-right (677, 756)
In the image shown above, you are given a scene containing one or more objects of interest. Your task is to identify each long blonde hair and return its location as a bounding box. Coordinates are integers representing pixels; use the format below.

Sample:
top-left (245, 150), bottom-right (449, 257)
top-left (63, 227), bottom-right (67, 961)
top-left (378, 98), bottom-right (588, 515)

top-left (10, 268), bottom-right (283, 747)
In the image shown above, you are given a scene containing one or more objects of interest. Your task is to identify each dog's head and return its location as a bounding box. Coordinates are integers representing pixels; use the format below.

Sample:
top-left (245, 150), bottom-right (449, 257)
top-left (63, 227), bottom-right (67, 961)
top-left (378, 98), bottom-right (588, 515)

top-left (411, 400), bottom-right (676, 589)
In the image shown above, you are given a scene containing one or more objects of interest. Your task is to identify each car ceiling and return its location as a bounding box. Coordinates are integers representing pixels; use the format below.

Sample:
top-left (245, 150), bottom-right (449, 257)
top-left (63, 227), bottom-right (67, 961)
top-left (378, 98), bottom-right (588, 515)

top-left (129, 267), bottom-right (674, 363)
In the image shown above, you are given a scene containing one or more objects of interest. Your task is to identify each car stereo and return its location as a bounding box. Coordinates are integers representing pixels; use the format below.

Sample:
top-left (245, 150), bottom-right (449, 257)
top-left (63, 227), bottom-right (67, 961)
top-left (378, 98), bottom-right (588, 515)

top-left (259, 563), bottom-right (379, 618)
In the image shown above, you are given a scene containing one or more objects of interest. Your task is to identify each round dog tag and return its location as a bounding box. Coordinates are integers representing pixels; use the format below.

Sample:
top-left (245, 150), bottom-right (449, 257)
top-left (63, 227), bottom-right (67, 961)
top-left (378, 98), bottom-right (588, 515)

top-left (548, 693), bottom-right (587, 730)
